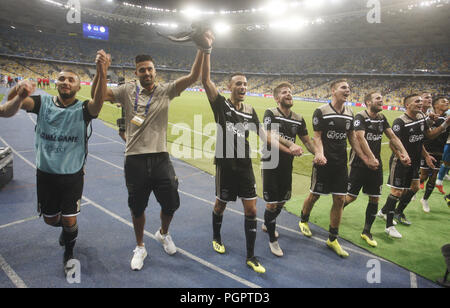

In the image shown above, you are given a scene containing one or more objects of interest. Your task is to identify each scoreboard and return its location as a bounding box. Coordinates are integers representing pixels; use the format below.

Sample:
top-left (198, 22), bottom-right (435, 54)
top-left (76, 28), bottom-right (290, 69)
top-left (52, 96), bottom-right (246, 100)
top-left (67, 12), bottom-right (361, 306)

top-left (83, 23), bottom-right (109, 41)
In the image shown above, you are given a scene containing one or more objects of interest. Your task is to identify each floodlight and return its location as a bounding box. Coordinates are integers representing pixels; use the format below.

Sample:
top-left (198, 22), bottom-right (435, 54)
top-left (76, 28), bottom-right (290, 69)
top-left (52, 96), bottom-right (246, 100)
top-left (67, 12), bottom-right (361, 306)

top-left (181, 6), bottom-right (202, 20)
top-left (214, 22), bottom-right (231, 34)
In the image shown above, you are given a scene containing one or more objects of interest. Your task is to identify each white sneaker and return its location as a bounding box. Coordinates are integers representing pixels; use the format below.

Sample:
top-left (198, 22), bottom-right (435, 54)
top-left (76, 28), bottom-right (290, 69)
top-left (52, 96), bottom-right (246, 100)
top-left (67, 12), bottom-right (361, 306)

top-left (385, 226), bottom-right (402, 239)
top-left (155, 229), bottom-right (177, 255)
top-left (261, 223), bottom-right (279, 238)
top-left (131, 245), bottom-right (147, 271)
top-left (420, 198), bottom-right (430, 213)
top-left (269, 241), bottom-right (284, 257)
top-left (377, 210), bottom-right (397, 225)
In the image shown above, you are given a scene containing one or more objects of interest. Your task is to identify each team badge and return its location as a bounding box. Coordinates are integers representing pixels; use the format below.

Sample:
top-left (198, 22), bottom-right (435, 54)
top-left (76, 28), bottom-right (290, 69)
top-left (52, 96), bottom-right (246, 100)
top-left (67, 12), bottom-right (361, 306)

top-left (291, 125), bottom-right (298, 135)
top-left (264, 117), bottom-right (271, 125)
top-left (313, 117), bottom-right (319, 126)
top-left (393, 124), bottom-right (400, 132)
top-left (346, 120), bottom-right (351, 130)
top-left (354, 119), bottom-right (360, 127)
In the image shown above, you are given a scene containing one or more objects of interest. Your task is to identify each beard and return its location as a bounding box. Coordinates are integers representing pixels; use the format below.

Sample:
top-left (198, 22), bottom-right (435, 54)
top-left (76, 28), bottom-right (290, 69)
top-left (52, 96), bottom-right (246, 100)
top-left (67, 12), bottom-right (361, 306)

top-left (140, 76), bottom-right (153, 88)
top-left (370, 105), bottom-right (382, 114)
top-left (280, 99), bottom-right (293, 109)
top-left (58, 89), bottom-right (77, 99)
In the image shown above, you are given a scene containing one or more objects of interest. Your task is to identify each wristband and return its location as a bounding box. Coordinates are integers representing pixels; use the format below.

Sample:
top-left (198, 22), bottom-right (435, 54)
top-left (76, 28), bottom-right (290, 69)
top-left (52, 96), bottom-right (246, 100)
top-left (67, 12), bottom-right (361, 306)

top-left (202, 47), bottom-right (212, 54)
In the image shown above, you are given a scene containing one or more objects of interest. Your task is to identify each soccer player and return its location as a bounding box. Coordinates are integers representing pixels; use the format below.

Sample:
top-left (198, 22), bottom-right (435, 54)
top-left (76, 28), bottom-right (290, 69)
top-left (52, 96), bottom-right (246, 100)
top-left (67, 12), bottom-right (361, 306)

top-left (419, 96), bottom-right (449, 212)
top-left (435, 97), bottom-right (450, 195)
top-left (261, 82), bottom-right (316, 256)
top-left (0, 50), bottom-right (109, 274)
top-left (200, 32), bottom-right (302, 272)
top-left (344, 92), bottom-right (410, 247)
top-left (379, 94), bottom-right (450, 238)
top-left (91, 43), bottom-right (205, 271)
top-left (420, 91), bottom-right (433, 115)
top-left (299, 79), bottom-right (378, 257)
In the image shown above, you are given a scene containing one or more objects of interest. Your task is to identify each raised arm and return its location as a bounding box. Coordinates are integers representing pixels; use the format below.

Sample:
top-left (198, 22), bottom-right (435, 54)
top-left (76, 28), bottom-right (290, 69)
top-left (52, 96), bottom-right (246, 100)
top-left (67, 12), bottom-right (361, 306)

top-left (174, 49), bottom-right (204, 95)
top-left (91, 52), bottom-right (115, 103)
top-left (86, 50), bottom-right (110, 117)
top-left (200, 31), bottom-right (219, 103)
top-left (0, 80), bottom-right (36, 117)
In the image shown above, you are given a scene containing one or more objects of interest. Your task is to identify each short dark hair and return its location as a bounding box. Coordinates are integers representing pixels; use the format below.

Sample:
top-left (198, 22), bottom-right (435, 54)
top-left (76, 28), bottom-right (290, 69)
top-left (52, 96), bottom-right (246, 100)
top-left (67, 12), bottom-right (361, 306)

top-left (229, 72), bottom-right (246, 84)
top-left (273, 82), bottom-right (293, 98)
top-left (330, 79), bottom-right (348, 90)
top-left (403, 93), bottom-right (420, 107)
top-left (60, 69), bottom-right (80, 82)
top-left (135, 54), bottom-right (155, 65)
top-left (364, 91), bottom-right (378, 104)
top-left (364, 91), bottom-right (381, 103)
top-left (432, 95), bottom-right (448, 107)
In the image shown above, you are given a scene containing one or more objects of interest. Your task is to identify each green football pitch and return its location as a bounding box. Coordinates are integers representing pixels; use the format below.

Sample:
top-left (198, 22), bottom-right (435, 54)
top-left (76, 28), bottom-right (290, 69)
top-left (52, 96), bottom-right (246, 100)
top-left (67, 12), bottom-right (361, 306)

top-left (49, 85), bottom-right (449, 284)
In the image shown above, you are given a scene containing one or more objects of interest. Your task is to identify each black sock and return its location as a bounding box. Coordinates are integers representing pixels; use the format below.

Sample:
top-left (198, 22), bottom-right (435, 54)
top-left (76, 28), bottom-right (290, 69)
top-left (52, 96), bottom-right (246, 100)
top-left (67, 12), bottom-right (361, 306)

top-left (328, 226), bottom-right (339, 242)
top-left (244, 215), bottom-right (257, 259)
top-left (212, 211), bottom-right (223, 243)
top-left (300, 211), bottom-right (310, 223)
top-left (423, 179), bottom-right (435, 200)
top-left (264, 207), bottom-right (282, 243)
top-left (395, 189), bottom-right (415, 214)
top-left (62, 223), bottom-right (78, 257)
top-left (363, 202), bottom-right (378, 234)
top-left (384, 194), bottom-right (399, 228)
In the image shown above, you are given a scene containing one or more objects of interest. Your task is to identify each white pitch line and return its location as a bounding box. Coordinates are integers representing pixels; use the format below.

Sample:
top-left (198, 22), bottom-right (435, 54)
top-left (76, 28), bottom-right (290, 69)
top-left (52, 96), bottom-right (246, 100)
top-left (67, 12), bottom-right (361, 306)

top-left (82, 196), bottom-right (261, 288)
top-left (0, 254), bottom-right (27, 288)
top-left (410, 272), bottom-right (418, 288)
top-left (0, 202), bottom-right (90, 230)
top-left (0, 111), bottom-right (417, 287)
top-left (86, 152), bottom-right (390, 262)
top-left (0, 137), bottom-right (261, 288)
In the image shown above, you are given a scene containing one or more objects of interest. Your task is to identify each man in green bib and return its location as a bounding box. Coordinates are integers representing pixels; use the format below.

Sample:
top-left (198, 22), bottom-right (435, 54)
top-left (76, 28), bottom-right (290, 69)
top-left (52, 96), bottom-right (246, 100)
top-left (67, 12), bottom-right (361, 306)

top-left (0, 50), bottom-right (110, 275)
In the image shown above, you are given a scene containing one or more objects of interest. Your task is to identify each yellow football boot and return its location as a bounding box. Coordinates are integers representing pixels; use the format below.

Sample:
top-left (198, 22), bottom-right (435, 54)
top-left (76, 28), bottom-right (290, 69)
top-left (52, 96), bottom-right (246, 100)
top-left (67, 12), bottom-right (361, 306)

top-left (326, 239), bottom-right (349, 258)
top-left (246, 256), bottom-right (266, 274)
top-left (212, 240), bottom-right (225, 254)
top-left (299, 221), bottom-right (312, 237)
top-left (361, 233), bottom-right (377, 248)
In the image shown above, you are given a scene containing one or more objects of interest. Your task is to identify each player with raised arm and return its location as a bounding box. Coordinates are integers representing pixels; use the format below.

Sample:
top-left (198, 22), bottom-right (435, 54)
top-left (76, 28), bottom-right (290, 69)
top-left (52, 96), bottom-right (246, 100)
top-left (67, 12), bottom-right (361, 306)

top-left (1, 50), bottom-right (110, 274)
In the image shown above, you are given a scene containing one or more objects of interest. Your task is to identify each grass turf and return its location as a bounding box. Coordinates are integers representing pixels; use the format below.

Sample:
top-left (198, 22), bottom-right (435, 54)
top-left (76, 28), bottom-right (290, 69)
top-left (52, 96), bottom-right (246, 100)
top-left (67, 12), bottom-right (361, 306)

top-left (47, 86), bottom-right (449, 284)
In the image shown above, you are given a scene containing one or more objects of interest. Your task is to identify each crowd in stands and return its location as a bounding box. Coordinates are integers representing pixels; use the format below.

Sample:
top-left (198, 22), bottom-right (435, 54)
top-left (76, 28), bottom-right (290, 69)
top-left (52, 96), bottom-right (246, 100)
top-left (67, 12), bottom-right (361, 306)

top-left (1, 27), bottom-right (449, 75)
top-left (1, 27), bottom-right (448, 106)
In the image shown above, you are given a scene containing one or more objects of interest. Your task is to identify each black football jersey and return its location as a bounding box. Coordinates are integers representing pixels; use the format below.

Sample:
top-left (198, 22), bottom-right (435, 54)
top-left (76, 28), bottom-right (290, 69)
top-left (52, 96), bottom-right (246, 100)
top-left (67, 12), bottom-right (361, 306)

top-left (261, 107), bottom-right (308, 166)
top-left (349, 110), bottom-right (390, 168)
top-left (312, 103), bottom-right (354, 166)
top-left (210, 94), bottom-right (260, 165)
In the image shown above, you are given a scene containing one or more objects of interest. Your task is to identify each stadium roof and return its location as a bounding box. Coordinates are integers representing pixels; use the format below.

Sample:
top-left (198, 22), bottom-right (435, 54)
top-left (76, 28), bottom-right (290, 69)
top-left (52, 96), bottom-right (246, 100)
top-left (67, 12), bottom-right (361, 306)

top-left (0, 0), bottom-right (449, 49)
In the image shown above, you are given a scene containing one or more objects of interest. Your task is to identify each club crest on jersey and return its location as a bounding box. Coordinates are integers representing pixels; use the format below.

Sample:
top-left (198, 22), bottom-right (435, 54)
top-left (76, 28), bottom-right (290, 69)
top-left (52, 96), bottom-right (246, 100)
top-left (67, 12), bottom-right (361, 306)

top-left (313, 117), bottom-right (319, 126)
top-left (264, 117), bottom-right (271, 125)
top-left (346, 120), bottom-right (351, 130)
top-left (291, 125), bottom-right (298, 135)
